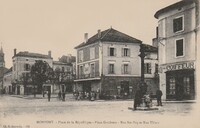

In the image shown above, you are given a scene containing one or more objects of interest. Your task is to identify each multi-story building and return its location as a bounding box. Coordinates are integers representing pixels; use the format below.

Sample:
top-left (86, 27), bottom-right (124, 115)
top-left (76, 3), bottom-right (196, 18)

top-left (155, 0), bottom-right (199, 100)
top-left (74, 28), bottom-right (158, 98)
top-left (52, 60), bottom-right (74, 93)
top-left (12, 49), bottom-right (53, 95)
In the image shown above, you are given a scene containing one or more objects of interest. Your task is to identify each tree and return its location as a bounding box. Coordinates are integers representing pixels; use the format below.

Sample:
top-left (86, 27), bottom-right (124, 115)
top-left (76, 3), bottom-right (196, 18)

top-left (19, 72), bottom-right (32, 95)
top-left (30, 60), bottom-right (54, 97)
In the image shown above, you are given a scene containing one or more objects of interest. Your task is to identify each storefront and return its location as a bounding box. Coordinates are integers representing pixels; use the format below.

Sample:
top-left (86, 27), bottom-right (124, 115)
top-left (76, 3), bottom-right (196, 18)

top-left (160, 61), bottom-right (196, 100)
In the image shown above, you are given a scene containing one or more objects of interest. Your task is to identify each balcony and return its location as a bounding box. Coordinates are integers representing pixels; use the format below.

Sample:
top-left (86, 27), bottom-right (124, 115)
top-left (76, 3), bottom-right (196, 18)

top-left (76, 72), bottom-right (100, 80)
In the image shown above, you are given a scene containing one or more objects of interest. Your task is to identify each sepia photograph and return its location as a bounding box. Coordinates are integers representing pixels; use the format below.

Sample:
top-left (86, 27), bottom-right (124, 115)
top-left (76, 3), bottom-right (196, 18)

top-left (0, 0), bottom-right (200, 128)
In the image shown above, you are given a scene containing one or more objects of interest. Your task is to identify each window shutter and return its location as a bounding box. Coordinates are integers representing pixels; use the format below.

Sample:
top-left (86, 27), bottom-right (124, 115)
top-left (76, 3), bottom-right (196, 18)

top-left (24, 64), bottom-right (26, 71)
top-left (121, 48), bottom-right (124, 57)
top-left (128, 64), bottom-right (131, 74)
top-left (108, 47), bottom-right (110, 56)
top-left (121, 64), bottom-right (124, 74)
top-left (128, 49), bottom-right (130, 57)
top-left (108, 64), bottom-right (110, 74)
top-left (114, 48), bottom-right (117, 56)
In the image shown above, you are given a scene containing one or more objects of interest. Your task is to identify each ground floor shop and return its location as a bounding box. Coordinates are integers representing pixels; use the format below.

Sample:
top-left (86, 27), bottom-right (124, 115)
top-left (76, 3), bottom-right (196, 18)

top-left (159, 61), bottom-right (196, 100)
top-left (74, 76), bottom-right (158, 99)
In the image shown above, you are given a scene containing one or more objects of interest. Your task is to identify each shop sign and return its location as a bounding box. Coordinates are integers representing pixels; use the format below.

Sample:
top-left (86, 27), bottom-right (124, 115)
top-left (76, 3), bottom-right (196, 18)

top-left (166, 62), bottom-right (194, 71)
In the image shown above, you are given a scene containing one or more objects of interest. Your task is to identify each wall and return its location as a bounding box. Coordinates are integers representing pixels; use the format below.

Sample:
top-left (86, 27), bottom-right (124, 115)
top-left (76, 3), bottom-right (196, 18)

top-left (102, 42), bottom-right (141, 76)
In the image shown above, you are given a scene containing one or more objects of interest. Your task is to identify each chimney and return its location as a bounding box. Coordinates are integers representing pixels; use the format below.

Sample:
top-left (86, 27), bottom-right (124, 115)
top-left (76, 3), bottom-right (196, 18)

top-left (14, 48), bottom-right (17, 56)
top-left (84, 33), bottom-right (88, 43)
top-left (48, 50), bottom-right (51, 57)
top-left (98, 29), bottom-right (101, 39)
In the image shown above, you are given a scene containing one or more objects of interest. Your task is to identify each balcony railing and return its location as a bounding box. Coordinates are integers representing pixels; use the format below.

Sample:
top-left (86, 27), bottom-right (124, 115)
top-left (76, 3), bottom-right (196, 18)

top-left (76, 72), bottom-right (100, 79)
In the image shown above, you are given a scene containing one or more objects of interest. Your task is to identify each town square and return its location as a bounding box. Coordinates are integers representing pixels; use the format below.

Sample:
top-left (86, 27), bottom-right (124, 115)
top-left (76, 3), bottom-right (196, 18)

top-left (0, 0), bottom-right (200, 128)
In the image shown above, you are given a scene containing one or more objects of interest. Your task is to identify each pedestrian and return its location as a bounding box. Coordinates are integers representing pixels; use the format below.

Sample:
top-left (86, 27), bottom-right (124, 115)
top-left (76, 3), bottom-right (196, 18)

top-left (62, 92), bottom-right (66, 101)
top-left (133, 89), bottom-right (142, 110)
top-left (58, 91), bottom-right (61, 100)
top-left (47, 91), bottom-right (51, 102)
top-left (156, 89), bottom-right (163, 106)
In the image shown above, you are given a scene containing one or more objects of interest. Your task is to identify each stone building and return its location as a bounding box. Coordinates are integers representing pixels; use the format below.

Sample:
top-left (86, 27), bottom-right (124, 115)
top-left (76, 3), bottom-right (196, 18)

top-left (74, 28), bottom-right (158, 99)
top-left (12, 49), bottom-right (53, 95)
top-left (155, 0), bottom-right (200, 100)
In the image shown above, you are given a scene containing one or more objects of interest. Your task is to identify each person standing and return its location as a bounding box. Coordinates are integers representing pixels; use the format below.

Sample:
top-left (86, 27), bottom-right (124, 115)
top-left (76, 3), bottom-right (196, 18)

top-left (156, 89), bottom-right (163, 106)
top-left (62, 92), bottom-right (65, 101)
top-left (47, 91), bottom-right (51, 102)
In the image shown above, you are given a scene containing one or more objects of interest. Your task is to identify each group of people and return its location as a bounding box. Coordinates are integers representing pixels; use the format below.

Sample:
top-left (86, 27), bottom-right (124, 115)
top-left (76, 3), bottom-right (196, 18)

top-left (73, 91), bottom-right (99, 101)
top-left (134, 89), bottom-right (163, 110)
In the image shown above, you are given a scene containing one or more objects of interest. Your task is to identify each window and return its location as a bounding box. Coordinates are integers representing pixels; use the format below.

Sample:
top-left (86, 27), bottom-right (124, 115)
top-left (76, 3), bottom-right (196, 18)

top-left (24, 64), bottom-right (30, 71)
top-left (109, 47), bottom-right (116, 56)
top-left (62, 67), bottom-right (65, 72)
top-left (80, 65), bottom-right (83, 76)
top-left (78, 50), bottom-right (83, 62)
top-left (144, 63), bottom-right (151, 74)
top-left (169, 77), bottom-right (176, 95)
top-left (183, 76), bottom-right (190, 95)
top-left (173, 16), bottom-right (183, 33)
top-left (90, 63), bottom-right (95, 77)
top-left (109, 64), bottom-right (115, 74)
top-left (122, 64), bottom-right (129, 74)
top-left (90, 47), bottom-right (95, 59)
top-left (122, 48), bottom-right (130, 57)
top-left (155, 64), bottom-right (158, 73)
top-left (176, 39), bottom-right (184, 57)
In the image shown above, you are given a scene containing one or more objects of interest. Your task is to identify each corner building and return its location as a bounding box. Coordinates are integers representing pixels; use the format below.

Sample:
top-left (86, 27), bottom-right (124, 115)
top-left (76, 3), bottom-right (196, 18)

top-left (155, 0), bottom-right (199, 100)
top-left (74, 28), bottom-right (158, 99)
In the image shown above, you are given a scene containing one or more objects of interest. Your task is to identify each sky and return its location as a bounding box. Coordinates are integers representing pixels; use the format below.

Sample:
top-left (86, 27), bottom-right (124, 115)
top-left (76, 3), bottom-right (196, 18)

top-left (0, 0), bottom-right (180, 68)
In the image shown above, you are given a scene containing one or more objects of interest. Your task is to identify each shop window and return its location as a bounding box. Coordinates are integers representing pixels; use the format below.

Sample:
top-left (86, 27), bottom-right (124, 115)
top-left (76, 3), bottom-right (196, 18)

top-left (176, 39), bottom-right (184, 57)
top-left (122, 48), bottom-right (130, 57)
top-left (173, 16), bottom-right (183, 33)
top-left (144, 63), bottom-right (151, 74)
top-left (183, 76), bottom-right (190, 94)
top-left (169, 77), bottom-right (176, 95)
top-left (108, 64), bottom-right (115, 74)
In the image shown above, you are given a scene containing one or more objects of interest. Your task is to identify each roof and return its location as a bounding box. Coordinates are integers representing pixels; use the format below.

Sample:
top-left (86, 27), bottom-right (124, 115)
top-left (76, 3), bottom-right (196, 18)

top-left (59, 55), bottom-right (76, 63)
top-left (13, 51), bottom-right (52, 59)
top-left (75, 28), bottom-right (142, 49)
top-left (53, 61), bottom-right (72, 66)
top-left (4, 67), bottom-right (12, 75)
top-left (143, 44), bottom-right (158, 53)
top-left (154, 0), bottom-right (195, 19)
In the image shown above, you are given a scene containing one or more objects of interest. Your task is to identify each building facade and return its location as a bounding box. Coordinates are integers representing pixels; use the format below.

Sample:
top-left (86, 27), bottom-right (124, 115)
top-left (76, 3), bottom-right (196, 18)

top-left (12, 49), bottom-right (53, 95)
top-left (155, 0), bottom-right (199, 100)
top-left (74, 28), bottom-right (158, 99)
top-left (52, 61), bottom-right (74, 93)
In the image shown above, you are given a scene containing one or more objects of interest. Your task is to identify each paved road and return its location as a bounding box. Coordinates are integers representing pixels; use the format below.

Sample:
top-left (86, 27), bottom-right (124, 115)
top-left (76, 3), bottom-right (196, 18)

top-left (0, 95), bottom-right (199, 128)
